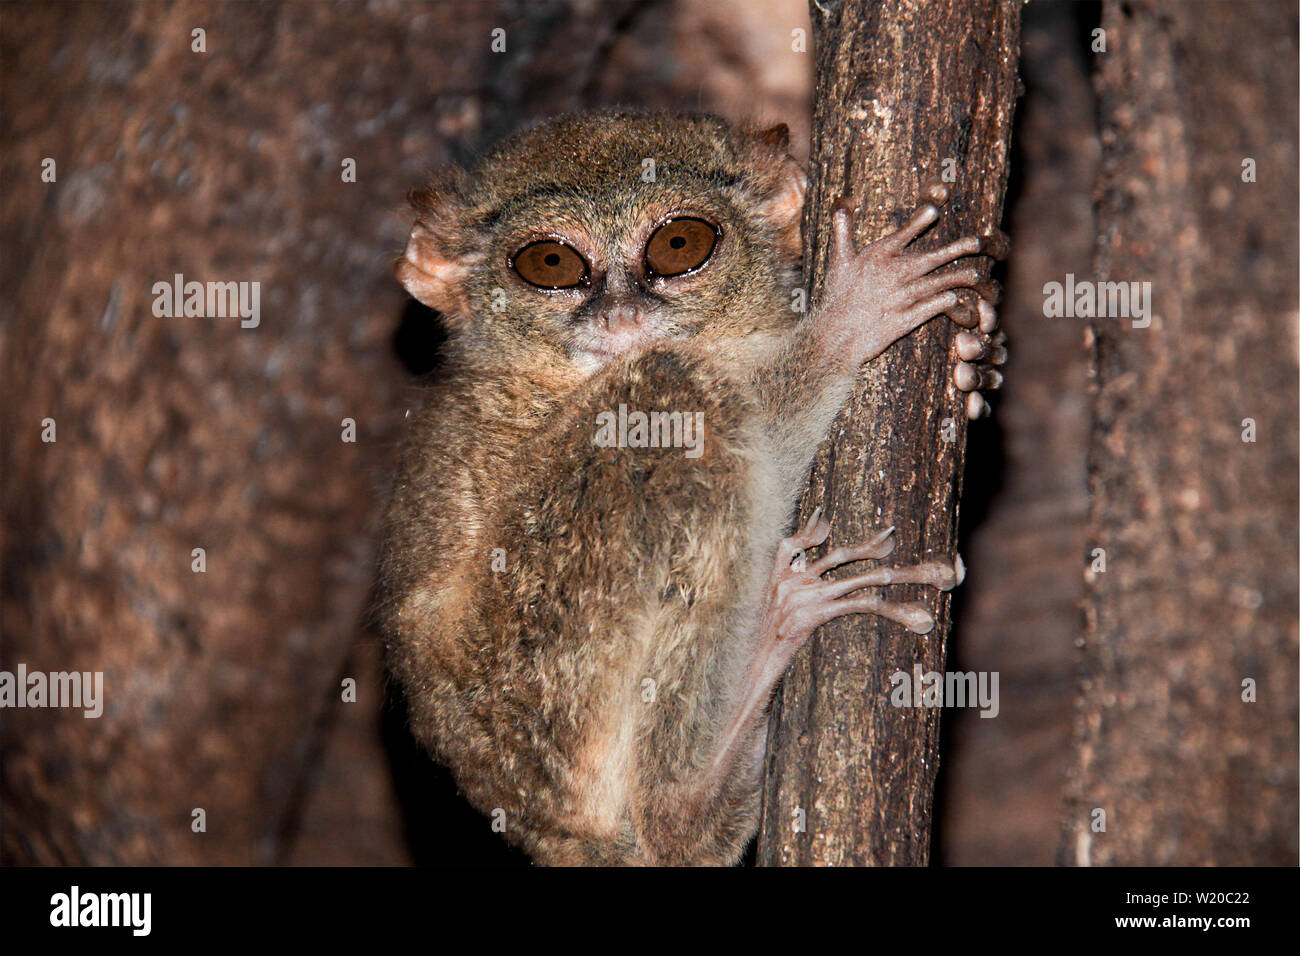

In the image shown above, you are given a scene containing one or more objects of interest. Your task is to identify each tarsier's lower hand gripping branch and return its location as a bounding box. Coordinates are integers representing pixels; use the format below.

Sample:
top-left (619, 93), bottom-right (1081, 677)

top-left (376, 110), bottom-right (1006, 865)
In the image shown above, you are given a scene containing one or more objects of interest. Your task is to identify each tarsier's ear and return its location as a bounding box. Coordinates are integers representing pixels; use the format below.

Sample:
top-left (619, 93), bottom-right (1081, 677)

top-left (396, 168), bottom-right (477, 322)
top-left (753, 123), bottom-right (807, 260)
top-left (759, 122), bottom-right (791, 151)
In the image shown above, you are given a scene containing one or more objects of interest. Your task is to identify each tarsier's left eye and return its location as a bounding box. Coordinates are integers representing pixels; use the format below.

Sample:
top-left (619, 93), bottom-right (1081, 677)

top-left (644, 217), bottom-right (719, 277)
top-left (511, 240), bottom-right (590, 289)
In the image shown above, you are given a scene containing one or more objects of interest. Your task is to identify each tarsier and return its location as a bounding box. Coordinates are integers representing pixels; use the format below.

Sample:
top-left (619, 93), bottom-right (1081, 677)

top-left (377, 110), bottom-right (1006, 865)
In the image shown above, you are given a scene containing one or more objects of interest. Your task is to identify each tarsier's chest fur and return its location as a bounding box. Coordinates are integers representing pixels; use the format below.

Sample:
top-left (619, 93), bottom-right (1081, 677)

top-left (377, 110), bottom-right (1002, 865)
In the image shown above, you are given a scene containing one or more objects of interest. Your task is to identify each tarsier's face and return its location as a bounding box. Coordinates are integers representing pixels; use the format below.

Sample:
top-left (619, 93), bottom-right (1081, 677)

top-left (507, 215), bottom-right (721, 366)
top-left (398, 111), bottom-right (807, 373)
top-left (491, 193), bottom-right (744, 372)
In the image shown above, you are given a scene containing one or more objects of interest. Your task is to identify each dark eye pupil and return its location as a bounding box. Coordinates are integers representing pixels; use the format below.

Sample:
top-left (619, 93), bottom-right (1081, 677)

top-left (544, 253), bottom-right (560, 266)
top-left (669, 236), bottom-right (685, 249)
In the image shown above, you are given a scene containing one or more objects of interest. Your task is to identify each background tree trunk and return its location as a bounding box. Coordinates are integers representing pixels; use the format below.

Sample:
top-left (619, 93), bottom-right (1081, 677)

top-left (757, 0), bottom-right (1021, 865)
top-left (1060, 0), bottom-right (1299, 866)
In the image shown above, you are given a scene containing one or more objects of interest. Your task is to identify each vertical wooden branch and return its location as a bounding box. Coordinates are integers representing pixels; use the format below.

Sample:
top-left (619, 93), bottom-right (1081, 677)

top-left (758, 0), bottom-right (1020, 865)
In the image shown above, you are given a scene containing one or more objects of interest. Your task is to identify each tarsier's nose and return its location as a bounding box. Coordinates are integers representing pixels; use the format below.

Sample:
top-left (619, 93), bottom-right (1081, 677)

top-left (597, 300), bottom-right (645, 334)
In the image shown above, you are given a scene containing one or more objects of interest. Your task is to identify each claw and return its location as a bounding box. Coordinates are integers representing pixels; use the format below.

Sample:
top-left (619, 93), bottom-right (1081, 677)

top-left (806, 526), bottom-right (897, 577)
top-left (716, 523), bottom-right (963, 800)
top-left (803, 505), bottom-right (823, 535)
top-left (795, 509), bottom-right (831, 547)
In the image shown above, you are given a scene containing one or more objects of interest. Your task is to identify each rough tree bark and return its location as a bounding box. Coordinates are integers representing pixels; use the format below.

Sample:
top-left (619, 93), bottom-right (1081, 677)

top-left (1061, 0), bottom-right (1299, 866)
top-left (757, 0), bottom-right (1020, 865)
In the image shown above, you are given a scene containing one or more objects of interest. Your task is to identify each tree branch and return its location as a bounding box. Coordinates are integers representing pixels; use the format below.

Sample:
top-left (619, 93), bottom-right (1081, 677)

top-left (758, 0), bottom-right (1021, 866)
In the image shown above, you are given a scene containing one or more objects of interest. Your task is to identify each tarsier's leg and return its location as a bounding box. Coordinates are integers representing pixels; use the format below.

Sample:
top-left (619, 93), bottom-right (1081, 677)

top-left (701, 509), bottom-right (964, 792)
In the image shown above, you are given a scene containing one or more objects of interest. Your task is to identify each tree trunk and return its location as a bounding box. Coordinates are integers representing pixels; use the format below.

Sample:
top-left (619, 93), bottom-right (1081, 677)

top-left (757, 0), bottom-right (1021, 865)
top-left (1061, 0), bottom-right (1299, 866)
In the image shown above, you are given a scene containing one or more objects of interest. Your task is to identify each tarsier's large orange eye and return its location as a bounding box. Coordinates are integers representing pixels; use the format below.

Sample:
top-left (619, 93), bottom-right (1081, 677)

top-left (511, 240), bottom-right (590, 289)
top-left (645, 218), bottom-right (719, 277)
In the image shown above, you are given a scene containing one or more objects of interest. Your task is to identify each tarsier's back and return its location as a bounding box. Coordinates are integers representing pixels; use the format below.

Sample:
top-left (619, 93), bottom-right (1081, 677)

top-left (376, 110), bottom-right (1002, 865)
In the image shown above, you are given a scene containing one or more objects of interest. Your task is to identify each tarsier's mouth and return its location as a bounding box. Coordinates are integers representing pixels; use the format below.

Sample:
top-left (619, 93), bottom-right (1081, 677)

top-left (571, 339), bottom-right (656, 373)
top-left (569, 316), bottom-right (680, 366)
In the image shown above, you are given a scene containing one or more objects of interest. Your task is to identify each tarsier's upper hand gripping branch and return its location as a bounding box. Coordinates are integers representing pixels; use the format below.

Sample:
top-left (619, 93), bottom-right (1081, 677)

top-left (753, 176), bottom-right (1006, 497)
top-left (377, 110), bottom-right (1007, 866)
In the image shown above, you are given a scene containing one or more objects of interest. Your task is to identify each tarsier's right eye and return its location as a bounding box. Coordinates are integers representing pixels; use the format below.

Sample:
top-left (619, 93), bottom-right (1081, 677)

top-left (511, 240), bottom-right (590, 289)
